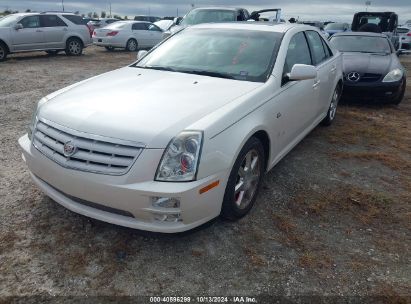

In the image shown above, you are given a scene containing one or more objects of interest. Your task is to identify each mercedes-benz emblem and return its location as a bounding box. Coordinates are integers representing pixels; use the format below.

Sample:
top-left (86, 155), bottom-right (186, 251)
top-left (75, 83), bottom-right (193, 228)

top-left (347, 72), bottom-right (360, 82)
top-left (63, 141), bottom-right (77, 157)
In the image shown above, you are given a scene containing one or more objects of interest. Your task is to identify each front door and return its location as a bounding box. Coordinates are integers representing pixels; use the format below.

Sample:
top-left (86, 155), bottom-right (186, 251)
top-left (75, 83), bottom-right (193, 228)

top-left (12, 15), bottom-right (44, 51)
top-left (272, 31), bottom-right (319, 153)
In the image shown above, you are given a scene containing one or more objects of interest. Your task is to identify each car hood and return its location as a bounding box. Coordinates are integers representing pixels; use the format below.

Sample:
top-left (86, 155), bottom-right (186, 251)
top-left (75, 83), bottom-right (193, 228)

top-left (39, 67), bottom-right (262, 148)
top-left (342, 52), bottom-right (393, 75)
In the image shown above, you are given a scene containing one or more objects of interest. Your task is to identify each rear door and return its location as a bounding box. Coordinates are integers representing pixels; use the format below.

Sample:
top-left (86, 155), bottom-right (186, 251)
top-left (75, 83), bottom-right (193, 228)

top-left (305, 30), bottom-right (336, 116)
top-left (132, 23), bottom-right (150, 47)
top-left (12, 15), bottom-right (44, 51)
top-left (146, 23), bottom-right (163, 47)
top-left (39, 15), bottom-right (68, 49)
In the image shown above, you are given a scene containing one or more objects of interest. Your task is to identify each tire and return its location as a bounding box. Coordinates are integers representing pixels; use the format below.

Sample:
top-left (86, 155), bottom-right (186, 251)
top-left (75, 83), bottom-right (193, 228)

top-left (221, 137), bottom-right (266, 220)
top-left (45, 50), bottom-right (59, 56)
top-left (65, 38), bottom-right (83, 56)
top-left (321, 84), bottom-right (341, 126)
top-left (126, 39), bottom-right (138, 52)
top-left (105, 46), bottom-right (114, 51)
top-left (392, 78), bottom-right (406, 105)
top-left (0, 42), bottom-right (8, 62)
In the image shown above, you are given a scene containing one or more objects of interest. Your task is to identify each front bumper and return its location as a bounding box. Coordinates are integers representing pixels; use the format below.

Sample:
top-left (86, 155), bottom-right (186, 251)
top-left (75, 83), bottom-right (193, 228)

top-left (19, 134), bottom-right (227, 233)
top-left (342, 80), bottom-right (404, 102)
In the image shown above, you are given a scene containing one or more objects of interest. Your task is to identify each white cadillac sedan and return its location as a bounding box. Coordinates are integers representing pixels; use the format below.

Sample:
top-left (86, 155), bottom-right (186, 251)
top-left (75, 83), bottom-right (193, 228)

top-left (92, 21), bottom-right (163, 51)
top-left (19, 23), bottom-right (343, 233)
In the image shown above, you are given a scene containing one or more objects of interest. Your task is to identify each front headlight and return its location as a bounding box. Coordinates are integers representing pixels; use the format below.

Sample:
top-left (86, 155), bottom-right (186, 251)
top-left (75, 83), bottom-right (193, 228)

top-left (28, 97), bottom-right (48, 140)
top-left (382, 68), bottom-right (403, 82)
top-left (155, 131), bottom-right (203, 182)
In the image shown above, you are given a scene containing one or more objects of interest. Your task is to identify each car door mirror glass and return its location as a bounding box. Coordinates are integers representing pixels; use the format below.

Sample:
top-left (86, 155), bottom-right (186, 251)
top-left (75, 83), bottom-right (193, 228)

top-left (137, 50), bottom-right (148, 60)
top-left (14, 23), bottom-right (23, 30)
top-left (288, 64), bottom-right (317, 81)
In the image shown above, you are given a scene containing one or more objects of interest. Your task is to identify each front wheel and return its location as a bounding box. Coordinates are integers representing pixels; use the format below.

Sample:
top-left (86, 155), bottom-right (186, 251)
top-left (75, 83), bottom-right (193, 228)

top-left (65, 38), bottom-right (83, 56)
top-left (321, 84), bottom-right (341, 126)
top-left (221, 137), bottom-right (265, 220)
top-left (0, 42), bottom-right (8, 62)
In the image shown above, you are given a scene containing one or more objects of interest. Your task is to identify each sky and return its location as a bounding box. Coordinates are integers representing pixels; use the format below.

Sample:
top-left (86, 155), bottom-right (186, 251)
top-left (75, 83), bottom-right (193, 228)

top-left (1, 0), bottom-right (411, 23)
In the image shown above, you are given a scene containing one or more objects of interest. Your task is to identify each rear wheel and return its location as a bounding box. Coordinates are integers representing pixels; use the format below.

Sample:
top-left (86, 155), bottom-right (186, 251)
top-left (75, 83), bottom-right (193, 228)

top-left (221, 137), bottom-right (265, 220)
top-left (0, 42), bottom-right (8, 62)
top-left (65, 38), bottom-right (83, 56)
top-left (392, 78), bottom-right (406, 105)
top-left (126, 39), bottom-right (138, 52)
top-left (321, 84), bottom-right (341, 126)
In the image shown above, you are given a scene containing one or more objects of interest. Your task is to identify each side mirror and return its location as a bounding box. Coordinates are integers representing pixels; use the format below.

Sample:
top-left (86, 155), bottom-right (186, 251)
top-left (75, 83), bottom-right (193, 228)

top-left (14, 23), bottom-right (23, 30)
top-left (396, 50), bottom-right (402, 56)
top-left (137, 50), bottom-right (148, 60)
top-left (288, 64), bottom-right (317, 81)
top-left (173, 17), bottom-right (178, 25)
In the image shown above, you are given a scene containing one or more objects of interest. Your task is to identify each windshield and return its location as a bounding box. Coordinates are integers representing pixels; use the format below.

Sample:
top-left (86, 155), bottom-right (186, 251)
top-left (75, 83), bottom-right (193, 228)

top-left (329, 36), bottom-right (391, 54)
top-left (0, 15), bottom-right (19, 27)
top-left (134, 28), bottom-right (281, 82)
top-left (325, 23), bottom-right (345, 30)
top-left (180, 9), bottom-right (236, 26)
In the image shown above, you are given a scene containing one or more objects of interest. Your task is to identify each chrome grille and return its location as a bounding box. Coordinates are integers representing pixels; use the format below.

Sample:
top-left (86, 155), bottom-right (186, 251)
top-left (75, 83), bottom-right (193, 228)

top-left (32, 120), bottom-right (144, 175)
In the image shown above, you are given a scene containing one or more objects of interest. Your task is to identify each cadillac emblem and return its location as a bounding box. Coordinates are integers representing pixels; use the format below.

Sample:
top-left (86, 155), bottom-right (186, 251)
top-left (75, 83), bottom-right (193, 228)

top-left (63, 141), bottom-right (77, 157)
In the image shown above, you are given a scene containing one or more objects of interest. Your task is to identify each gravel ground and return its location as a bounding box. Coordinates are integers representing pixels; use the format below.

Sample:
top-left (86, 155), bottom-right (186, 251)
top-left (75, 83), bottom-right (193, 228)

top-left (0, 47), bottom-right (410, 300)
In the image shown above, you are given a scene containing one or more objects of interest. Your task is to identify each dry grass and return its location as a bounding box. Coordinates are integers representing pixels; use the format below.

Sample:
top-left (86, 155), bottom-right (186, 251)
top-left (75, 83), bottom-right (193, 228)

top-left (243, 248), bottom-right (266, 267)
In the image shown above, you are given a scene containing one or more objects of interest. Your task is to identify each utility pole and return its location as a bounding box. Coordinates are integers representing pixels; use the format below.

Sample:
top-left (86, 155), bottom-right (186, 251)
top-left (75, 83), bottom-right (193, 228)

top-left (61, 0), bottom-right (65, 12)
top-left (109, 2), bottom-right (112, 17)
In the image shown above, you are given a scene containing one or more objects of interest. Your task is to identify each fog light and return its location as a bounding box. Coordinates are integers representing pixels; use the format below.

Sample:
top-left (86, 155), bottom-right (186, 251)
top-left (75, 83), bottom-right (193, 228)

top-left (151, 197), bottom-right (180, 208)
top-left (153, 213), bottom-right (182, 222)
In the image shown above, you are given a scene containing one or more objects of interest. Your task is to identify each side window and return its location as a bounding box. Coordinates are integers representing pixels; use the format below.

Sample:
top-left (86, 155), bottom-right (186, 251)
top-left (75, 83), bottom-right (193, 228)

top-left (306, 31), bottom-right (327, 65)
top-left (132, 23), bottom-right (148, 30)
top-left (19, 16), bottom-right (40, 28)
top-left (40, 15), bottom-right (67, 27)
top-left (148, 24), bottom-right (161, 31)
top-left (321, 38), bottom-right (333, 58)
top-left (282, 32), bottom-right (312, 85)
top-left (106, 19), bottom-right (117, 24)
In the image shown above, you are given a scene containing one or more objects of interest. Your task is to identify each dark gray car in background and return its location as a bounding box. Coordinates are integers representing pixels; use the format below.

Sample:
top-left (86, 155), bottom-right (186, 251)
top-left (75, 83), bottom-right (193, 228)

top-left (329, 32), bottom-right (406, 104)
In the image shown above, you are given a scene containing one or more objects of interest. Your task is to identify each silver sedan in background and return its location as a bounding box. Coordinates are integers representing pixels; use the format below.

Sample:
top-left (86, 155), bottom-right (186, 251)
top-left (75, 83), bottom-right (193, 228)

top-left (92, 21), bottom-right (163, 51)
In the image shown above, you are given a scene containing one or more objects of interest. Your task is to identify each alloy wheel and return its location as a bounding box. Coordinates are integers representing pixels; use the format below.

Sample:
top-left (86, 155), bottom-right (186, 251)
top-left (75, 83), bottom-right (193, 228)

top-left (329, 86), bottom-right (340, 120)
top-left (69, 41), bottom-right (81, 55)
top-left (128, 40), bottom-right (137, 51)
top-left (234, 149), bottom-right (261, 209)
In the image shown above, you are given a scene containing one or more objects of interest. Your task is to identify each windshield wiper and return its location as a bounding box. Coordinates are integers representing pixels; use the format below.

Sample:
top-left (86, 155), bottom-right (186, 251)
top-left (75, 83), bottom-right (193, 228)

top-left (179, 70), bottom-right (235, 79)
top-left (139, 65), bottom-right (178, 72)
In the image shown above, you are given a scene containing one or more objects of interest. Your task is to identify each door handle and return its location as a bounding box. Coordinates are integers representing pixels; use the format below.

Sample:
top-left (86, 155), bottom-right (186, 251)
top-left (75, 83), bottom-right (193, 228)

top-left (313, 80), bottom-right (321, 88)
top-left (330, 66), bottom-right (337, 73)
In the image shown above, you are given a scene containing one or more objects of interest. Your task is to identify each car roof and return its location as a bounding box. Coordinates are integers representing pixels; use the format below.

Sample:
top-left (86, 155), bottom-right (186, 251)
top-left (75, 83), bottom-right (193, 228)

top-left (190, 6), bottom-right (244, 12)
top-left (331, 31), bottom-right (388, 38)
top-left (190, 22), bottom-right (308, 33)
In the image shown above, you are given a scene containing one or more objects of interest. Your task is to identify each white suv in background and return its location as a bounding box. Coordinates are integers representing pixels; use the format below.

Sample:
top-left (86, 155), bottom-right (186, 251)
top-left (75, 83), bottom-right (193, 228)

top-left (0, 12), bottom-right (92, 61)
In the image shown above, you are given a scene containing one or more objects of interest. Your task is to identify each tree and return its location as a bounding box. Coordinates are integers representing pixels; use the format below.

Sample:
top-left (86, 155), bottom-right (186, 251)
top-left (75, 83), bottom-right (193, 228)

top-left (25, 9), bottom-right (31, 12)
top-left (113, 14), bottom-right (122, 20)
top-left (87, 12), bottom-right (92, 18)
top-left (74, 11), bottom-right (79, 15)
top-left (124, 16), bottom-right (128, 20)
top-left (92, 12), bottom-right (98, 19)
top-left (101, 11), bottom-right (106, 18)
top-left (81, 13), bottom-right (85, 17)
